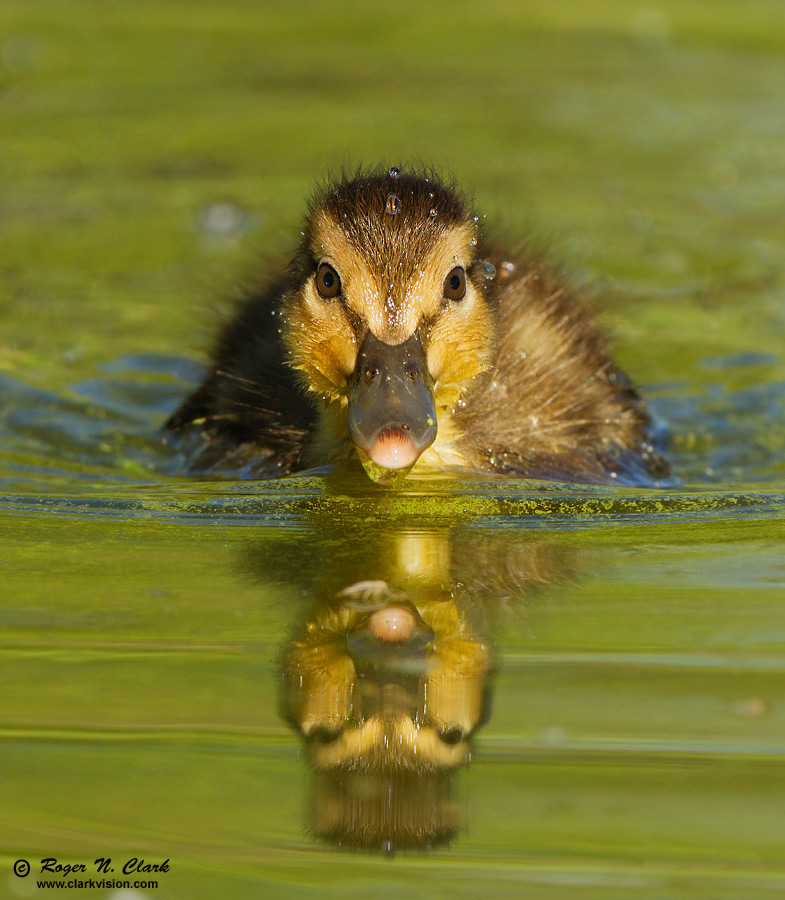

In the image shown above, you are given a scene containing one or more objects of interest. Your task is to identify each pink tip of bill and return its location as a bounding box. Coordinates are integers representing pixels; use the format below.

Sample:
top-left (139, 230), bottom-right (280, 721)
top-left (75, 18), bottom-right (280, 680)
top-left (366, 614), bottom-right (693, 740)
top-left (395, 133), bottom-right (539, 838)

top-left (367, 428), bottom-right (419, 470)
top-left (367, 606), bottom-right (418, 644)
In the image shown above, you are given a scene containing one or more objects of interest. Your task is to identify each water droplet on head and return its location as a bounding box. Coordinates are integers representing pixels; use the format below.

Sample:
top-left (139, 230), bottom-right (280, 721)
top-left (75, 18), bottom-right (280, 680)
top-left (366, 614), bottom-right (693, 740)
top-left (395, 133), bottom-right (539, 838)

top-left (473, 215), bottom-right (480, 223)
top-left (478, 259), bottom-right (496, 279)
top-left (429, 208), bottom-right (437, 218)
top-left (468, 236), bottom-right (477, 247)
top-left (385, 193), bottom-right (401, 215)
top-left (388, 166), bottom-right (400, 179)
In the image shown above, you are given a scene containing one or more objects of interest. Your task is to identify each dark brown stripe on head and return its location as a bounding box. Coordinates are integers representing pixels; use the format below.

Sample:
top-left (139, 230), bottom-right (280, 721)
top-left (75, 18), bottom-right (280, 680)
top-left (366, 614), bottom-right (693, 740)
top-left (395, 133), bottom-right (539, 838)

top-left (308, 167), bottom-right (475, 286)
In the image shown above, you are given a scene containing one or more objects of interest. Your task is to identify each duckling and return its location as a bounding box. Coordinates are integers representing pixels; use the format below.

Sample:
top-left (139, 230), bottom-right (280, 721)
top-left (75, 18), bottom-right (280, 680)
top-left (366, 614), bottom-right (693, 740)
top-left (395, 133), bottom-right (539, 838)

top-left (167, 166), bottom-right (668, 485)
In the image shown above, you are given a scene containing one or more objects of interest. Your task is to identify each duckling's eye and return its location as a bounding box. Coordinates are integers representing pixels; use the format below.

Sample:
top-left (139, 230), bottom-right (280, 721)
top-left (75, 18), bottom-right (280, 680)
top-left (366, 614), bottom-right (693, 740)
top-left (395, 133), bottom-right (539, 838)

top-left (443, 267), bottom-right (466, 301)
top-left (316, 263), bottom-right (342, 299)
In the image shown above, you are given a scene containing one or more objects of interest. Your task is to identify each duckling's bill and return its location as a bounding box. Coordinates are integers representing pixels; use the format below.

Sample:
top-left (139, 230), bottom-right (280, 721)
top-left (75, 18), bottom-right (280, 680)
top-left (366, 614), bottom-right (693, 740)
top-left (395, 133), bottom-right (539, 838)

top-left (348, 330), bottom-right (437, 484)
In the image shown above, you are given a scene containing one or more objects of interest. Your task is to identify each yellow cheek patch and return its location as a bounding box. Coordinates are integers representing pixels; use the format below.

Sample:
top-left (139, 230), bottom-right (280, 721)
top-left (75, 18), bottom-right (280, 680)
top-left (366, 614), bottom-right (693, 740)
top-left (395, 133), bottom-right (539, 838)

top-left (283, 289), bottom-right (357, 398)
top-left (426, 298), bottom-right (495, 406)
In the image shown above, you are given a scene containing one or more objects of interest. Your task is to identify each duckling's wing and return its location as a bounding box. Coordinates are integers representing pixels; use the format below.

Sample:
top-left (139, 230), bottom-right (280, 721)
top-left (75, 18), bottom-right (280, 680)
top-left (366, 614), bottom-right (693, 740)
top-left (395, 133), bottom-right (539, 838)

top-left (454, 265), bottom-right (669, 486)
top-left (166, 281), bottom-right (318, 476)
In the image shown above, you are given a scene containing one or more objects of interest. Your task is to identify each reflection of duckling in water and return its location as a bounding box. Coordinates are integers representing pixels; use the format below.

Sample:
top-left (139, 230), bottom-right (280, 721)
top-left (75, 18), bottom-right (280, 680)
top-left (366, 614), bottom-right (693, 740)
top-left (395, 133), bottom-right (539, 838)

top-left (282, 555), bottom-right (492, 850)
top-left (273, 527), bottom-right (573, 852)
top-left (168, 166), bottom-right (668, 485)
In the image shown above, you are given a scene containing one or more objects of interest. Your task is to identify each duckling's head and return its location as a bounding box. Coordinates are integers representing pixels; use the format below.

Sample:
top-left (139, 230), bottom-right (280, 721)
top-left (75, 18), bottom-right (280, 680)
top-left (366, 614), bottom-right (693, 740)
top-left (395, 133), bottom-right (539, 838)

top-left (281, 167), bottom-right (496, 483)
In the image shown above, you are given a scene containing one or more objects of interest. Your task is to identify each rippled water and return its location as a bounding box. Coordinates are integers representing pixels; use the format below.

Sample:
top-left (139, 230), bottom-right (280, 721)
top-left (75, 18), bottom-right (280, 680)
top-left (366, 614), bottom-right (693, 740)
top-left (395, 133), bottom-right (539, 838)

top-left (2, 350), bottom-right (784, 898)
top-left (3, 2), bottom-right (785, 898)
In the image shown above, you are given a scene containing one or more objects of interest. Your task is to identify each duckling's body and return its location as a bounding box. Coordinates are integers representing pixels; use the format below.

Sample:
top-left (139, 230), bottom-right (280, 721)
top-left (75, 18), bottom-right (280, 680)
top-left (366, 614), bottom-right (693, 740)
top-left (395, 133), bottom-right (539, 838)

top-left (168, 167), bottom-right (667, 485)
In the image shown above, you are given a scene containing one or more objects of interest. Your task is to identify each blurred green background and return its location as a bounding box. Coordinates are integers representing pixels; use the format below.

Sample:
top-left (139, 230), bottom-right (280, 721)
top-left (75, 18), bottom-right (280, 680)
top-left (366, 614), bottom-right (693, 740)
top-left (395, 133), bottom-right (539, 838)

top-left (3, 0), bottom-right (785, 392)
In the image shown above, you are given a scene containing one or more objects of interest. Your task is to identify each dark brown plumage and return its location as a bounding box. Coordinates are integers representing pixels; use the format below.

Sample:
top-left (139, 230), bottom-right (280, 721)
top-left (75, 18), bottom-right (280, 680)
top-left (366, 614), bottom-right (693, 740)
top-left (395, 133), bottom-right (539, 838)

top-left (167, 166), bottom-right (668, 485)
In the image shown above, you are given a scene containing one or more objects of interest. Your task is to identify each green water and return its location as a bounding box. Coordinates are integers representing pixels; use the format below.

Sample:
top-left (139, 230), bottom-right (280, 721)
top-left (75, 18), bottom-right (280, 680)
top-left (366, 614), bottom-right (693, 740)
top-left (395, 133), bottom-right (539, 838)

top-left (2, 2), bottom-right (785, 898)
